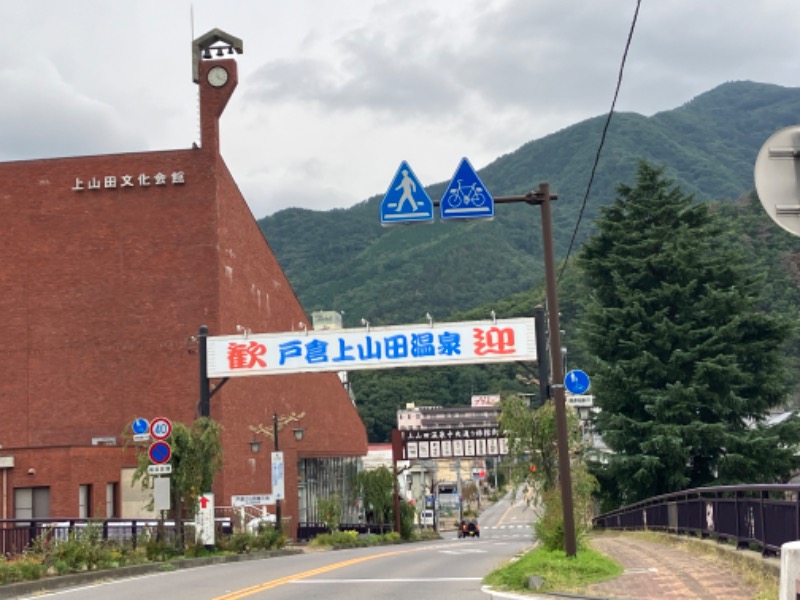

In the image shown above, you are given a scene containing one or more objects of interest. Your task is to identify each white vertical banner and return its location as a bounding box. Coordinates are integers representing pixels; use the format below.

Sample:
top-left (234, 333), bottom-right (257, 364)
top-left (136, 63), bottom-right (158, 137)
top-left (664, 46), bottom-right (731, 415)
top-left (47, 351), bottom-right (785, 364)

top-left (195, 493), bottom-right (215, 546)
top-left (272, 452), bottom-right (285, 500)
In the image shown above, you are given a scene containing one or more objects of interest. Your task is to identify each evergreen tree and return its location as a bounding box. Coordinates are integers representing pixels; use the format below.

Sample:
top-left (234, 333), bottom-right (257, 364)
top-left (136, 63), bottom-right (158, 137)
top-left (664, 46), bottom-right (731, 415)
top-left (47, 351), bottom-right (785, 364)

top-left (577, 161), bottom-right (800, 509)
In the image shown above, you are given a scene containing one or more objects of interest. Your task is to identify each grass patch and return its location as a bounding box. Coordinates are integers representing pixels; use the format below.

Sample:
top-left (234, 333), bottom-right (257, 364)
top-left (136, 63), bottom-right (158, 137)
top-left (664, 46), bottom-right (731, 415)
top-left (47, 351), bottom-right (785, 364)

top-left (483, 545), bottom-right (623, 594)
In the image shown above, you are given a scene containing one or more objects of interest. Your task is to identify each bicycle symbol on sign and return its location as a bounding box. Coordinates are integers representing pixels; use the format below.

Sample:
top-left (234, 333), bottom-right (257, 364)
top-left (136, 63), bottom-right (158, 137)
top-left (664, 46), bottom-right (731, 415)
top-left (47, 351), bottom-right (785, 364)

top-left (446, 179), bottom-right (487, 208)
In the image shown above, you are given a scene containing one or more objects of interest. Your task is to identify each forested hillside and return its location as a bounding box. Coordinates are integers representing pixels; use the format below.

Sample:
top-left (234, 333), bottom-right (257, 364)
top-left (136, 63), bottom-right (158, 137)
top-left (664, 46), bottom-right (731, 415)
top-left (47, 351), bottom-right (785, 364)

top-left (257, 81), bottom-right (800, 442)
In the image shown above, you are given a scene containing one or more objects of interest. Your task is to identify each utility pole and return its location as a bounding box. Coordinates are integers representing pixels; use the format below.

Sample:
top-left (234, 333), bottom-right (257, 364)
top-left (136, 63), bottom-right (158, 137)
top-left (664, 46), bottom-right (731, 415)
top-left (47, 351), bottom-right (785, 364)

top-left (538, 182), bottom-right (578, 557)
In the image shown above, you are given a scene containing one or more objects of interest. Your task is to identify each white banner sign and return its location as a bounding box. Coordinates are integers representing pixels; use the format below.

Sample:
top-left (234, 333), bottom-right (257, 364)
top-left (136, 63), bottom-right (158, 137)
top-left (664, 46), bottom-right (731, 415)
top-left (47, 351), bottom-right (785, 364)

top-left (206, 318), bottom-right (536, 377)
top-left (271, 452), bottom-right (285, 501)
top-left (402, 427), bottom-right (509, 460)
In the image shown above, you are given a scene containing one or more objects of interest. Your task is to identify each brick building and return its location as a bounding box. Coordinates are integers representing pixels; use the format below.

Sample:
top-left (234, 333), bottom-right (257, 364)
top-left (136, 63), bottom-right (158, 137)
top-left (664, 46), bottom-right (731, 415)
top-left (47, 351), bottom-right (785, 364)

top-left (0, 30), bottom-right (367, 534)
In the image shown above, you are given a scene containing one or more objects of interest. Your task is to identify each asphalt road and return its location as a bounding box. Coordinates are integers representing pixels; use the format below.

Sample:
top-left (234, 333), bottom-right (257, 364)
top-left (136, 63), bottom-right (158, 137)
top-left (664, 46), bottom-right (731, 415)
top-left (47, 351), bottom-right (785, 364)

top-left (16, 492), bottom-right (536, 600)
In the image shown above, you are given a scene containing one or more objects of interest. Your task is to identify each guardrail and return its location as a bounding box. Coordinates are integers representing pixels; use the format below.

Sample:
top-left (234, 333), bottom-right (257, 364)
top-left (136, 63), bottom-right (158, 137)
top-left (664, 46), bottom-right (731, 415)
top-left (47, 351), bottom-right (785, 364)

top-left (591, 484), bottom-right (800, 555)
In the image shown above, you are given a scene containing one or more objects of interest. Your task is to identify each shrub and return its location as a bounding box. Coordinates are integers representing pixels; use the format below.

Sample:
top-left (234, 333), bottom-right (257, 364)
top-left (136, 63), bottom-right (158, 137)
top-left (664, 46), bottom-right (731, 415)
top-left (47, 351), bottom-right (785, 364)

top-left (253, 526), bottom-right (286, 550)
top-left (317, 494), bottom-right (342, 531)
top-left (227, 532), bottom-right (255, 554)
top-left (0, 557), bottom-right (45, 583)
top-left (310, 530), bottom-right (360, 547)
top-left (382, 531), bottom-right (402, 544)
top-left (398, 500), bottom-right (416, 540)
top-left (145, 537), bottom-right (180, 562)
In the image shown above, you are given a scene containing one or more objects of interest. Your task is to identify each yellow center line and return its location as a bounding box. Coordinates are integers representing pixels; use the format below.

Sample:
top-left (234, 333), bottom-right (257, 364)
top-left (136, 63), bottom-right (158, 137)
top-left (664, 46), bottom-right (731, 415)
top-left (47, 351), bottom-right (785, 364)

top-left (497, 501), bottom-right (517, 525)
top-left (213, 543), bottom-right (450, 600)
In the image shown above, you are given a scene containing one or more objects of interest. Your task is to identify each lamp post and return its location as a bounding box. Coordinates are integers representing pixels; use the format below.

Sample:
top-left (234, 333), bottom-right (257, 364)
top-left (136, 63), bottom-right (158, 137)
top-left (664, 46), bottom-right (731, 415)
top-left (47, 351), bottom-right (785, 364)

top-left (249, 411), bottom-right (305, 532)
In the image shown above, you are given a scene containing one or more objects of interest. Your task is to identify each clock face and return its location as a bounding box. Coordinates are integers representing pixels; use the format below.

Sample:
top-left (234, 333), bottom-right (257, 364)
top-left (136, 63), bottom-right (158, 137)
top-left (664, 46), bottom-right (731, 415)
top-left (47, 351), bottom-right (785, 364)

top-left (207, 66), bottom-right (229, 88)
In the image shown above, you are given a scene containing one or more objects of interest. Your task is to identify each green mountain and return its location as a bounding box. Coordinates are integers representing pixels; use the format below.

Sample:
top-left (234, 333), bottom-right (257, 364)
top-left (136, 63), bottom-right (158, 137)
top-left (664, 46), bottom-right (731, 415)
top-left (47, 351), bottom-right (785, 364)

top-left (258, 81), bottom-right (800, 327)
top-left (256, 81), bottom-right (800, 442)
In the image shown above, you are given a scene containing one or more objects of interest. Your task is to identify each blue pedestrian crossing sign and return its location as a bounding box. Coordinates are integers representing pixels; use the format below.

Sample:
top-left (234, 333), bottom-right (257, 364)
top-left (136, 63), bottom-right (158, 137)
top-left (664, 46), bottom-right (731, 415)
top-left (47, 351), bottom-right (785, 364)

top-left (380, 161), bottom-right (434, 226)
top-left (440, 157), bottom-right (494, 220)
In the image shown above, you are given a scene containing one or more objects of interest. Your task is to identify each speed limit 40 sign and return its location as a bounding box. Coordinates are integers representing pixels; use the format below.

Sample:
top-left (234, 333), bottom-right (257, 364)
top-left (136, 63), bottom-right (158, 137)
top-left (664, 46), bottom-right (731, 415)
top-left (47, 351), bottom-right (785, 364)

top-left (150, 417), bottom-right (172, 440)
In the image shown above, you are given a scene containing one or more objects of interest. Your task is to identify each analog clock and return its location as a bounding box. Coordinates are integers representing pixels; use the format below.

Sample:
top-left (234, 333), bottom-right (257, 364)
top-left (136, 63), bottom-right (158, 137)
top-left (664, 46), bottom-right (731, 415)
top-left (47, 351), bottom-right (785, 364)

top-left (207, 66), bottom-right (229, 88)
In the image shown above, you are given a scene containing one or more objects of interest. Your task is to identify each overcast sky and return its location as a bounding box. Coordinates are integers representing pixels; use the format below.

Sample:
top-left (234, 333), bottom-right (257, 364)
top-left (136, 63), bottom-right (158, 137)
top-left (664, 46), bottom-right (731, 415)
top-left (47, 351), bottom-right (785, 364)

top-left (2, 1), bottom-right (797, 219)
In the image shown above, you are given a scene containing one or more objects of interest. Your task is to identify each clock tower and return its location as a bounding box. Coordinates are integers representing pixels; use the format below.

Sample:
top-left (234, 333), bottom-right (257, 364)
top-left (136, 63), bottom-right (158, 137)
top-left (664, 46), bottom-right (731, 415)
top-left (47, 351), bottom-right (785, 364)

top-left (192, 29), bottom-right (243, 153)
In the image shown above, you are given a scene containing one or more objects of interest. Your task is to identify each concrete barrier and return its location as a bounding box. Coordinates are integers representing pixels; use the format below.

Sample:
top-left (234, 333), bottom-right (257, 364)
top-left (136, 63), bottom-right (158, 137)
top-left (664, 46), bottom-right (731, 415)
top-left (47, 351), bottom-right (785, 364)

top-left (780, 541), bottom-right (800, 600)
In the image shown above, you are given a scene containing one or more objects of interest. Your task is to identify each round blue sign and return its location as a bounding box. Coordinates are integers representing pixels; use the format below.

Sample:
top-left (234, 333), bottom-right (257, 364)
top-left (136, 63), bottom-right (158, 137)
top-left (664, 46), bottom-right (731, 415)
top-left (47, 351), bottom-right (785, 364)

top-left (564, 369), bottom-right (591, 394)
top-left (149, 441), bottom-right (172, 464)
top-left (132, 418), bottom-right (149, 435)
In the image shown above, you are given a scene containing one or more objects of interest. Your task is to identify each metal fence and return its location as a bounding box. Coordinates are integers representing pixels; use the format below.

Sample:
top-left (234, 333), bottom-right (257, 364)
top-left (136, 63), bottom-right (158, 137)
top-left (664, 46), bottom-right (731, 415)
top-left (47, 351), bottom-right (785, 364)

top-left (296, 521), bottom-right (392, 541)
top-left (592, 484), bottom-right (800, 555)
top-left (0, 517), bottom-right (395, 556)
top-left (0, 518), bottom-right (233, 557)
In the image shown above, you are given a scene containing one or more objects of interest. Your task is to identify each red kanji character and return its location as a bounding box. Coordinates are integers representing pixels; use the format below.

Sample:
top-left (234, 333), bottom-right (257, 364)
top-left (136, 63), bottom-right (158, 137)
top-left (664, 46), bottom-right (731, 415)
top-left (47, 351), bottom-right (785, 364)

top-left (227, 341), bottom-right (267, 369)
top-left (473, 326), bottom-right (516, 355)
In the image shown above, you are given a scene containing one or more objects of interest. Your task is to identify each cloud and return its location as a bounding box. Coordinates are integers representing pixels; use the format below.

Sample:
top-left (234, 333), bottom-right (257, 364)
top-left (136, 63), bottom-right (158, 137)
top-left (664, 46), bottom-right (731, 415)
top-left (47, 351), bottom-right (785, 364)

top-left (0, 56), bottom-right (146, 161)
top-left (2, 0), bottom-right (800, 219)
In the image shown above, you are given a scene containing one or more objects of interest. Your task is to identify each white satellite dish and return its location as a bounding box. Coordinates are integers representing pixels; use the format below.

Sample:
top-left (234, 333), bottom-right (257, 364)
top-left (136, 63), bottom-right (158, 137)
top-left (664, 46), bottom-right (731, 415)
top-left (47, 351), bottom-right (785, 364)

top-left (754, 125), bottom-right (800, 236)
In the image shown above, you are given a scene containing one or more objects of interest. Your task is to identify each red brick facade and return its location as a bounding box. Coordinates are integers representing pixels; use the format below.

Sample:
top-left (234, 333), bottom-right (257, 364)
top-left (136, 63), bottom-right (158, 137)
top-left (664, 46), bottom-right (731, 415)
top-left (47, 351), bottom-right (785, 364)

top-left (0, 50), bottom-right (367, 528)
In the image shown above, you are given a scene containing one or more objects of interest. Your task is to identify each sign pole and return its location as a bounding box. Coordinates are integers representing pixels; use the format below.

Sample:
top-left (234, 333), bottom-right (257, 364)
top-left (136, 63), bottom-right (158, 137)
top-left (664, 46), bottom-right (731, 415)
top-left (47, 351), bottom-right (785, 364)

top-left (539, 181), bottom-right (578, 557)
top-left (198, 325), bottom-right (210, 418)
top-left (391, 429), bottom-right (402, 534)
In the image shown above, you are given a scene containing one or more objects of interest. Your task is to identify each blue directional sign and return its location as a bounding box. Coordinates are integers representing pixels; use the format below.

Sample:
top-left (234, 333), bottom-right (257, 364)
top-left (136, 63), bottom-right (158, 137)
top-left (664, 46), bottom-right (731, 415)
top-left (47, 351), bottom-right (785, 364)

top-left (564, 369), bottom-right (591, 394)
top-left (440, 157), bottom-right (494, 220)
top-left (380, 161), bottom-right (434, 226)
top-left (132, 418), bottom-right (149, 435)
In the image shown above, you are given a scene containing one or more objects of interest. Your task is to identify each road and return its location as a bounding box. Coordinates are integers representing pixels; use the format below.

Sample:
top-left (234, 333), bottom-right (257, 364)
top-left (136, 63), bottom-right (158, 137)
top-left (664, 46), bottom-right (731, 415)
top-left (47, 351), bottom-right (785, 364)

top-left (19, 492), bottom-right (536, 600)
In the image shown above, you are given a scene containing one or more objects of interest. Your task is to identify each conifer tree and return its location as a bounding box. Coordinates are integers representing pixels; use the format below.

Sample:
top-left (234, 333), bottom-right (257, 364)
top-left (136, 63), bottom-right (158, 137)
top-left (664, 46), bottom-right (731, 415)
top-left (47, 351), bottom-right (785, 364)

top-left (578, 161), bottom-right (800, 509)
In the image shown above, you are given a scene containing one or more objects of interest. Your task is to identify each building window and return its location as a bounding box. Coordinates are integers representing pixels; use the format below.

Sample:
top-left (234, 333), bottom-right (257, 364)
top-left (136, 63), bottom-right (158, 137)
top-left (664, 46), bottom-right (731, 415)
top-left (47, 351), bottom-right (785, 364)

top-left (106, 483), bottom-right (118, 518)
top-left (79, 484), bottom-right (93, 518)
top-left (14, 487), bottom-right (50, 521)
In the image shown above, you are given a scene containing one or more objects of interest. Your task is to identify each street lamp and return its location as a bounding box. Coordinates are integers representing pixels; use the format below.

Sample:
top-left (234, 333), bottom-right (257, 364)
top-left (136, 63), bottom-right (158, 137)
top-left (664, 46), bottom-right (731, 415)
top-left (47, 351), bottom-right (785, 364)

top-left (249, 411), bottom-right (306, 531)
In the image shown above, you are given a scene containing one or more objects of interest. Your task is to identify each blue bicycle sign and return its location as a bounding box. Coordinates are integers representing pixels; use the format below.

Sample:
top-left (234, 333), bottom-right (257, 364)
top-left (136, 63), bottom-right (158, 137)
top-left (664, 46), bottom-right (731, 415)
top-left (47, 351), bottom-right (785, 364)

top-left (440, 158), bottom-right (494, 220)
top-left (446, 179), bottom-right (487, 209)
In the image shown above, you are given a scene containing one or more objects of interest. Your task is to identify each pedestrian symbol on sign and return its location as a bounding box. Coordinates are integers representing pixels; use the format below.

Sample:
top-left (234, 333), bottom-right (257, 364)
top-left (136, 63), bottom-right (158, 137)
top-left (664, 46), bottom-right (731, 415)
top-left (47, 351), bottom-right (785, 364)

top-left (380, 161), bottom-right (434, 226)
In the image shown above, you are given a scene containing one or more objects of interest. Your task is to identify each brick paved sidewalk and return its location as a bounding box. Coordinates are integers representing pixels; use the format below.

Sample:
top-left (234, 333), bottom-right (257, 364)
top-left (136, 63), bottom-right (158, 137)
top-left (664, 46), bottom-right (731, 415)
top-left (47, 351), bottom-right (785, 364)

top-left (584, 533), bottom-right (775, 600)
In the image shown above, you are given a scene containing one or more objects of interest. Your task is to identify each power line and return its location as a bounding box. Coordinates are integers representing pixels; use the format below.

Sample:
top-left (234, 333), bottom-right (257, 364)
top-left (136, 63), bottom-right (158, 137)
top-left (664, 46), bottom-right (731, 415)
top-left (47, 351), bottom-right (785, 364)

top-left (558, 0), bottom-right (642, 283)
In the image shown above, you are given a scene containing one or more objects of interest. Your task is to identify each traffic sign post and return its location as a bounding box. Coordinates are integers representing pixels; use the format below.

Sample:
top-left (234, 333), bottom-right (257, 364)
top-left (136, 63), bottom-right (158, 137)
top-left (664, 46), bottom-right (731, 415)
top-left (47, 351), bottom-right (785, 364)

top-left (377, 180), bottom-right (577, 556)
top-left (380, 161), bottom-right (434, 225)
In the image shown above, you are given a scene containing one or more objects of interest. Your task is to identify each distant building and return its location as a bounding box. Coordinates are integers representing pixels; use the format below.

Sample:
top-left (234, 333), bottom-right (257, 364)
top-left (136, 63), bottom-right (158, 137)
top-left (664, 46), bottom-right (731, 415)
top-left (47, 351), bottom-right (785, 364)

top-left (397, 403), bottom-right (500, 431)
top-left (396, 403), bottom-right (500, 518)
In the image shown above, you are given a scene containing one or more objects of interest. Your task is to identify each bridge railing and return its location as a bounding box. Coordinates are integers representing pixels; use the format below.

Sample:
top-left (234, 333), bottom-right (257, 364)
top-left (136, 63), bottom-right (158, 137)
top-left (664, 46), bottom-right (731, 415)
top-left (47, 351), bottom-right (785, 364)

top-left (592, 484), bottom-right (800, 555)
